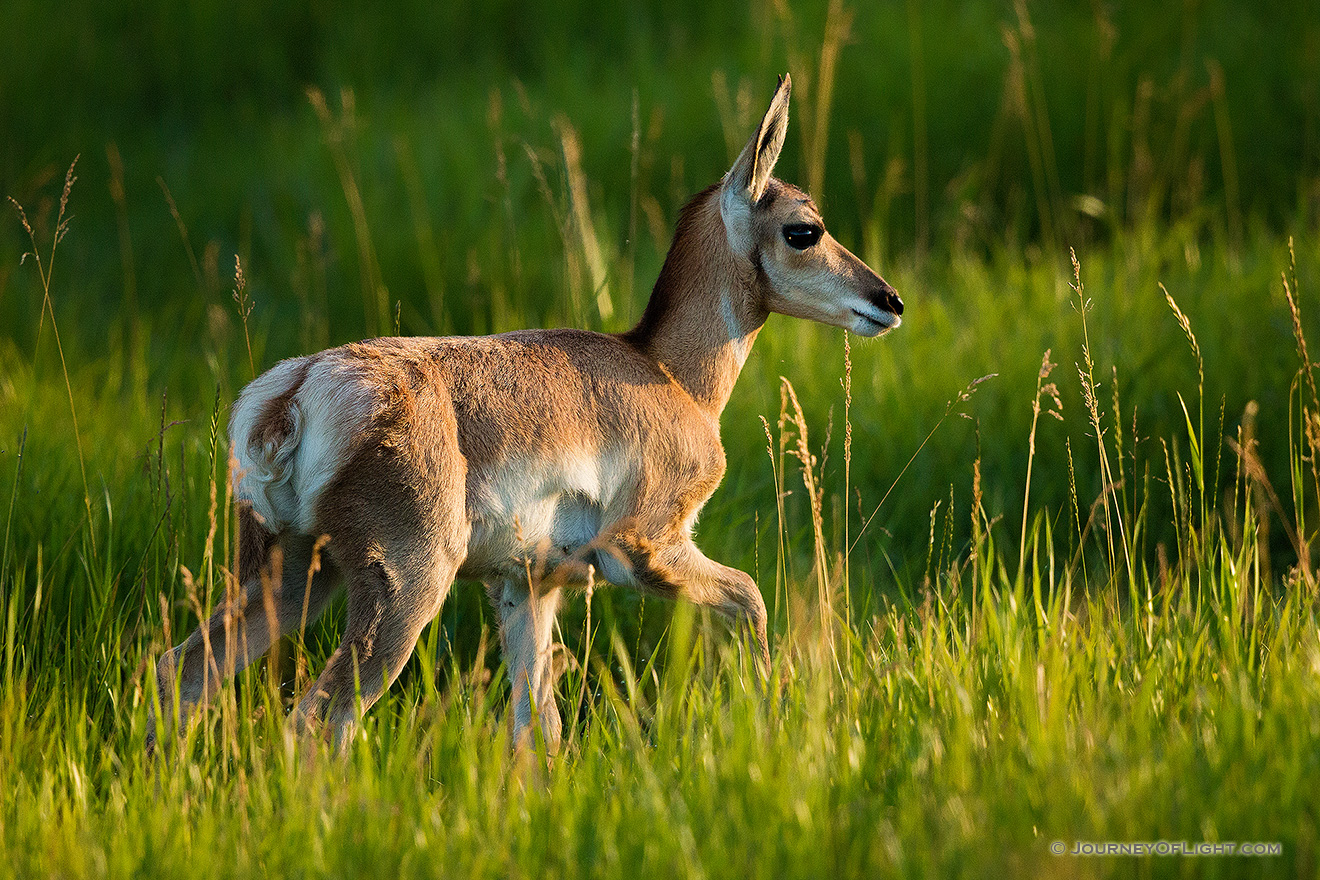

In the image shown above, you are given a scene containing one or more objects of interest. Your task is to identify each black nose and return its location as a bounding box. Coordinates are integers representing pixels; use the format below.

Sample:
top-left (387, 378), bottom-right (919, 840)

top-left (872, 282), bottom-right (903, 316)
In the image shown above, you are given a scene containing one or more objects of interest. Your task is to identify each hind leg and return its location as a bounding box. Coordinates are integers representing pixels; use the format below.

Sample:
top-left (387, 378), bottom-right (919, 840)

top-left (290, 443), bottom-right (469, 745)
top-left (149, 532), bottom-right (338, 749)
top-left (488, 578), bottom-right (564, 753)
top-left (286, 366), bottom-right (472, 747)
top-left (292, 543), bottom-right (460, 747)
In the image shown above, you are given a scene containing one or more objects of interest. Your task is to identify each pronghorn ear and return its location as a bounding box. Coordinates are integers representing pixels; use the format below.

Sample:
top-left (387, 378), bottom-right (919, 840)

top-left (721, 74), bottom-right (791, 253)
top-left (726, 74), bottom-right (791, 202)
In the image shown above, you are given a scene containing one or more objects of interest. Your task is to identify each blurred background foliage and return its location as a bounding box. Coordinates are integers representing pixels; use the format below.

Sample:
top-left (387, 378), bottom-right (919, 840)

top-left (3, 0), bottom-right (1318, 347)
top-left (1, 0), bottom-right (1318, 627)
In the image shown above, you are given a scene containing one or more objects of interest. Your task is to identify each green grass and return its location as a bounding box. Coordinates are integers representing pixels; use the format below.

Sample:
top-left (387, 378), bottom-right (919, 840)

top-left (3, 573), bottom-right (1317, 878)
top-left (3, 195), bottom-right (1318, 876)
top-left (4, 1), bottom-right (1320, 876)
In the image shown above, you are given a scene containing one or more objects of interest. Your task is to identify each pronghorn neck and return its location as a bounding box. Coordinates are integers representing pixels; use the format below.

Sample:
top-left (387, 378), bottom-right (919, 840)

top-left (623, 186), bottom-right (769, 417)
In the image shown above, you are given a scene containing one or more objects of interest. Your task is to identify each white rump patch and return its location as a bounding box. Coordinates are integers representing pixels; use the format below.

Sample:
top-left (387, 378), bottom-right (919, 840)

top-left (229, 353), bottom-right (383, 534)
top-left (286, 357), bottom-right (385, 530)
top-left (229, 358), bottom-right (309, 531)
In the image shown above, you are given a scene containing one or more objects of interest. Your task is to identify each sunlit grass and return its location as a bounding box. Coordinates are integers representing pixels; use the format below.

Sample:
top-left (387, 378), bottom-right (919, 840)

top-left (2, 216), bottom-right (1318, 875)
top-left (3, 4), bottom-right (1320, 870)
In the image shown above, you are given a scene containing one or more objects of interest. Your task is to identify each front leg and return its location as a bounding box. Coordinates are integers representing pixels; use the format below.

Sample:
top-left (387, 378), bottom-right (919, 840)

top-left (611, 530), bottom-right (770, 675)
top-left (487, 578), bottom-right (564, 753)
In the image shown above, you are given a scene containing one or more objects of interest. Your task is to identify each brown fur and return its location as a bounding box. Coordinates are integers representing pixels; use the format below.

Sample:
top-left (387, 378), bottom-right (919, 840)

top-left (147, 74), bottom-right (901, 754)
top-left (237, 504), bottom-right (278, 585)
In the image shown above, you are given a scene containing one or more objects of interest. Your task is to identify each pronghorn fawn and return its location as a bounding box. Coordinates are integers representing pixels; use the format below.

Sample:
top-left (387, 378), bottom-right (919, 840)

top-left (147, 74), bottom-right (901, 754)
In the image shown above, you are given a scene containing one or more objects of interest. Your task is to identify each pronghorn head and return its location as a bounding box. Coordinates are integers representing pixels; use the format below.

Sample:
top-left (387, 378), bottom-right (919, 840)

top-left (720, 74), bottom-right (903, 337)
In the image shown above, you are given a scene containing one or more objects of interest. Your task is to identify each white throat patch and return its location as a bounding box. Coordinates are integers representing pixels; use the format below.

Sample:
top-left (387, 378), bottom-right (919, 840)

top-left (720, 289), bottom-right (752, 368)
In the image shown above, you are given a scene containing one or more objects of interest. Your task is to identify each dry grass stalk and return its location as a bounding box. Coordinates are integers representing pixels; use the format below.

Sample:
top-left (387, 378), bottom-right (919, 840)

top-left (9, 157), bottom-right (95, 559)
top-left (156, 174), bottom-right (203, 288)
top-left (851, 373), bottom-right (996, 556)
top-left (523, 140), bottom-right (583, 327)
top-left (842, 333), bottom-right (853, 621)
top-left (1071, 249), bottom-right (1131, 585)
top-left (712, 70), bottom-right (755, 162)
top-left (1019, 349), bottom-right (1062, 579)
top-left (1228, 430), bottom-right (1309, 587)
top-left (805, 0), bottom-right (854, 202)
top-left (1282, 238), bottom-right (1320, 524)
top-left (1065, 437), bottom-right (1083, 569)
top-left (761, 415), bottom-right (791, 637)
top-left (233, 256), bottom-right (255, 379)
top-left (555, 116), bottom-right (613, 323)
top-left (106, 142), bottom-right (138, 330)
top-left (393, 134), bottom-right (447, 325)
top-left (780, 378), bottom-right (833, 646)
top-left (307, 87), bottom-right (391, 336)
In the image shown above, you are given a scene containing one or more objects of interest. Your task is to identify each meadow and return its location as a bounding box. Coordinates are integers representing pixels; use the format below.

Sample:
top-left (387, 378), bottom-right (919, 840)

top-left (2, 1), bottom-right (1319, 876)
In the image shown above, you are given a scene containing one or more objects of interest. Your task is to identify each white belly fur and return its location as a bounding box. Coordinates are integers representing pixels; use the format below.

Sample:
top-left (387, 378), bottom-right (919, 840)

top-left (461, 449), bottom-right (626, 582)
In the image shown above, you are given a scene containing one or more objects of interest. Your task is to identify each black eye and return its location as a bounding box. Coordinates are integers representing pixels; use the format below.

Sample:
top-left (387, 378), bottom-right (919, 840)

top-left (783, 224), bottom-right (822, 250)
